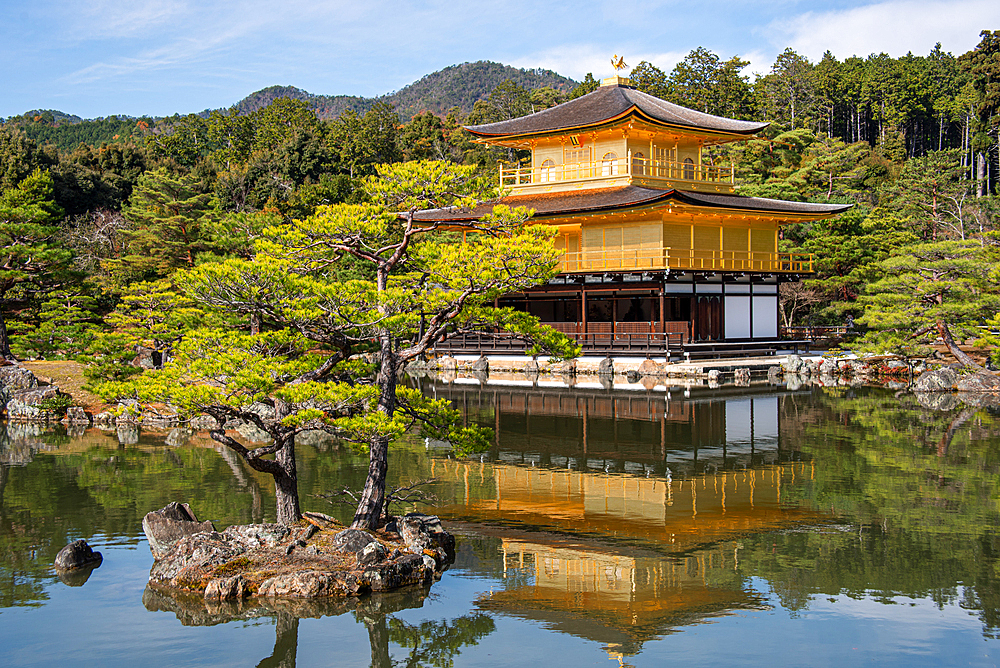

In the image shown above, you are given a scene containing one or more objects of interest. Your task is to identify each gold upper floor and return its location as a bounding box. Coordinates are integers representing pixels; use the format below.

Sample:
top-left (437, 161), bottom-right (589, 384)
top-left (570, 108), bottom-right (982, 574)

top-left (498, 123), bottom-right (737, 196)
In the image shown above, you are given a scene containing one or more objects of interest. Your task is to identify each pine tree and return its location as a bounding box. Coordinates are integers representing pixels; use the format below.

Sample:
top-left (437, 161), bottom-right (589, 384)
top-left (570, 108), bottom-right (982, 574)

top-left (103, 161), bottom-right (577, 526)
top-left (857, 239), bottom-right (998, 366)
top-left (110, 169), bottom-right (214, 285)
top-left (0, 169), bottom-right (71, 359)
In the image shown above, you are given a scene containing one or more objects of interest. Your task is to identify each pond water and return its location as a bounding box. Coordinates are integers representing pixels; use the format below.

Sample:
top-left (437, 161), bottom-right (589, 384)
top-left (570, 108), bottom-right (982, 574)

top-left (1, 377), bottom-right (999, 667)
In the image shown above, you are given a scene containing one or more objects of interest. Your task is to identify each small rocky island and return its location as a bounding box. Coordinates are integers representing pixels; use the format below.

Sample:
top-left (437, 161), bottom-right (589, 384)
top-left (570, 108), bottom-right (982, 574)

top-left (142, 503), bottom-right (455, 600)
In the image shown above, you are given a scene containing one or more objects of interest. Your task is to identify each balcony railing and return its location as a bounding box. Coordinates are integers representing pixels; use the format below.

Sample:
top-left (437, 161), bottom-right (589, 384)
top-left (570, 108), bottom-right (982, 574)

top-left (558, 247), bottom-right (813, 273)
top-left (500, 156), bottom-right (734, 187)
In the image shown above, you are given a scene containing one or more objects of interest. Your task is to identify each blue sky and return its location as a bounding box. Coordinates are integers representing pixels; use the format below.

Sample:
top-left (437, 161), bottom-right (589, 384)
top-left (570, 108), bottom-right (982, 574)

top-left (2, 0), bottom-right (998, 119)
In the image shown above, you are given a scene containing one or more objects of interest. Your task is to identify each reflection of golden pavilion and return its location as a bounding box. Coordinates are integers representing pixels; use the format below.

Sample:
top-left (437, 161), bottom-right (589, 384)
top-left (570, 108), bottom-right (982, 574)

top-left (433, 460), bottom-right (822, 653)
top-left (480, 538), bottom-right (760, 655)
top-left (433, 460), bottom-right (820, 550)
top-left (425, 380), bottom-right (801, 480)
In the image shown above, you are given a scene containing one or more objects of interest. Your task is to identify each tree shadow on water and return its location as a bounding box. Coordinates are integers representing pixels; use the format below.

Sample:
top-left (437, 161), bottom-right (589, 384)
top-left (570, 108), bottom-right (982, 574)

top-left (142, 585), bottom-right (495, 667)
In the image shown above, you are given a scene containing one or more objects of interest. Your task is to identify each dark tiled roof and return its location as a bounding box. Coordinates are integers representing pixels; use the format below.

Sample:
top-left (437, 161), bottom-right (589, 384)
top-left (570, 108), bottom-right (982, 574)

top-left (412, 186), bottom-right (852, 222)
top-left (466, 85), bottom-right (769, 138)
top-left (671, 190), bottom-right (854, 214)
top-left (411, 186), bottom-right (675, 221)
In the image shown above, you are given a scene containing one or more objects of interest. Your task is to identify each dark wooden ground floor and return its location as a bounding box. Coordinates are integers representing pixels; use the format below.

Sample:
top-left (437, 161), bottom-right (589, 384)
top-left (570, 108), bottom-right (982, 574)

top-left (436, 271), bottom-right (808, 359)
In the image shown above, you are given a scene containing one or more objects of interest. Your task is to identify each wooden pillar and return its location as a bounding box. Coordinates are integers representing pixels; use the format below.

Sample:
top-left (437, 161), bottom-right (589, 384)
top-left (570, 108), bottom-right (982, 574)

top-left (659, 288), bottom-right (665, 336)
top-left (690, 296), bottom-right (698, 342)
top-left (612, 293), bottom-right (619, 335)
top-left (581, 286), bottom-right (588, 334)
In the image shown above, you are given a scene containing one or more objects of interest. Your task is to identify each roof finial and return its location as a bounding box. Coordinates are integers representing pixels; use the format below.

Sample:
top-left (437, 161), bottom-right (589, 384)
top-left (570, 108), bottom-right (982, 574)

top-left (603, 56), bottom-right (631, 87)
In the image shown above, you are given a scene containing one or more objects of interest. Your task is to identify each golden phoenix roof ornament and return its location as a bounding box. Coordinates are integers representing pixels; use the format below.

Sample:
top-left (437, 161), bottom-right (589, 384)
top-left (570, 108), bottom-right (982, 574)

top-left (611, 55), bottom-right (627, 72)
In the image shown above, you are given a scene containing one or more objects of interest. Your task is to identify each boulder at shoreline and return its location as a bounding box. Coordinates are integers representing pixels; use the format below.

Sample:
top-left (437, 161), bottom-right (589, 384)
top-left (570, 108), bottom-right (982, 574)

top-left (142, 504), bottom-right (455, 600)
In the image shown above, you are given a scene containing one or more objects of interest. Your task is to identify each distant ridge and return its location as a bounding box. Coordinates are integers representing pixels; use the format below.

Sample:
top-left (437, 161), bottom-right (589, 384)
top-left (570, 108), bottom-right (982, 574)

top-left (233, 61), bottom-right (577, 120)
top-left (3, 61), bottom-right (579, 147)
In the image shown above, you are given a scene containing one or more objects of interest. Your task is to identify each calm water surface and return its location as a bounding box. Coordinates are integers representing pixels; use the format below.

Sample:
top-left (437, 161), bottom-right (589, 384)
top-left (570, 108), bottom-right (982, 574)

top-left (1, 377), bottom-right (999, 666)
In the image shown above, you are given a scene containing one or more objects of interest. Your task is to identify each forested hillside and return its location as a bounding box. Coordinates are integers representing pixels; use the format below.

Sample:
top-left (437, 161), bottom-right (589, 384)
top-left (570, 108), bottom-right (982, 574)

top-left (1, 61), bottom-right (575, 151)
top-left (230, 61), bottom-right (576, 120)
top-left (381, 61), bottom-right (575, 118)
top-left (6, 112), bottom-right (150, 152)
top-left (0, 33), bottom-right (999, 370)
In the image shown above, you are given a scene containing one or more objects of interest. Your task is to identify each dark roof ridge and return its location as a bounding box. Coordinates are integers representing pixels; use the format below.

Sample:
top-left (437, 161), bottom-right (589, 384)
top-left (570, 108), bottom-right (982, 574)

top-left (466, 84), bottom-right (769, 138)
top-left (671, 189), bottom-right (854, 214)
top-left (411, 186), bottom-right (674, 222)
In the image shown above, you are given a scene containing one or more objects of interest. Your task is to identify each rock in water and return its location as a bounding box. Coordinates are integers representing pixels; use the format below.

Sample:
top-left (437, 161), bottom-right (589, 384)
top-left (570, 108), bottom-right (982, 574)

top-left (143, 502), bottom-right (216, 559)
top-left (398, 513), bottom-right (456, 563)
top-left (956, 370), bottom-right (1000, 393)
top-left (472, 356), bottom-right (489, 374)
top-left (204, 575), bottom-right (247, 601)
top-left (913, 368), bottom-right (959, 392)
top-left (55, 539), bottom-right (103, 570)
top-left (636, 359), bottom-right (662, 377)
top-left (598, 357), bottom-right (614, 375)
top-left (557, 359), bottom-right (577, 376)
top-left (64, 406), bottom-right (91, 425)
top-left (781, 355), bottom-right (804, 374)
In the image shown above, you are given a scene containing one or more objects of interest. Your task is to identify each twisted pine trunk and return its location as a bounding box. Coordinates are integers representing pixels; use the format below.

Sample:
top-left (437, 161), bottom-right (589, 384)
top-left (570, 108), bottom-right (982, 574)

top-left (273, 432), bottom-right (301, 526)
top-left (351, 337), bottom-right (397, 530)
top-left (208, 407), bottom-right (301, 526)
top-left (936, 319), bottom-right (982, 370)
top-left (0, 311), bottom-right (14, 360)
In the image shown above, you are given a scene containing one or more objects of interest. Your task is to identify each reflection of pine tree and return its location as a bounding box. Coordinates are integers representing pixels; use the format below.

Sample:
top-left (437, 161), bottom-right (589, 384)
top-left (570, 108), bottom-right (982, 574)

top-left (256, 612), bottom-right (298, 668)
top-left (387, 613), bottom-right (496, 667)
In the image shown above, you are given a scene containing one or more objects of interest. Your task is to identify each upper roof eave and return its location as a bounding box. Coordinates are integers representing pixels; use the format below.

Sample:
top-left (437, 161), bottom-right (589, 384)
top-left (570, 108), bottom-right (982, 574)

top-left (464, 85), bottom-right (770, 140)
top-left (408, 186), bottom-right (853, 223)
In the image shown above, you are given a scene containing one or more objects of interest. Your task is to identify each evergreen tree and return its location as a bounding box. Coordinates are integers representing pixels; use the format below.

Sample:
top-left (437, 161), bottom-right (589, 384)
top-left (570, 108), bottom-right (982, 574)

top-left (110, 169), bottom-right (214, 285)
top-left (960, 30), bottom-right (1000, 196)
top-left (760, 48), bottom-right (815, 127)
top-left (857, 239), bottom-right (998, 366)
top-left (103, 160), bottom-right (577, 527)
top-left (567, 73), bottom-right (599, 99)
top-left (0, 169), bottom-right (72, 359)
top-left (629, 61), bottom-right (670, 100)
top-left (11, 288), bottom-right (99, 359)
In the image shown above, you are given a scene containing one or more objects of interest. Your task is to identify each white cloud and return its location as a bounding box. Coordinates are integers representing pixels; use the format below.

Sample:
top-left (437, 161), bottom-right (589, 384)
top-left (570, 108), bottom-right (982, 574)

top-left (509, 45), bottom-right (688, 82)
top-left (765, 0), bottom-right (1000, 61)
top-left (738, 49), bottom-right (772, 80)
top-left (68, 0), bottom-right (188, 39)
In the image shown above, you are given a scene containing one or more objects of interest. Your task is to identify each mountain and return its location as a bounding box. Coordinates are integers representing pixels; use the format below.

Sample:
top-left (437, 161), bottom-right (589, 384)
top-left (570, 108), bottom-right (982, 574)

top-left (380, 61), bottom-right (576, 118)
top-left (232, 61), bottom-right (577, 120)
top-left (2, 61), bottom-right (578, 148)
top-left (20, 109), bottom-right (85, 124)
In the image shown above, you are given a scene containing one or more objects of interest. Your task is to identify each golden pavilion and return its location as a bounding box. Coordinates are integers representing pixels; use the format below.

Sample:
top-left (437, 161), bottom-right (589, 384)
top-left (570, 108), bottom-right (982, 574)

top-left (418, 75), bottom-right (850, 354)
